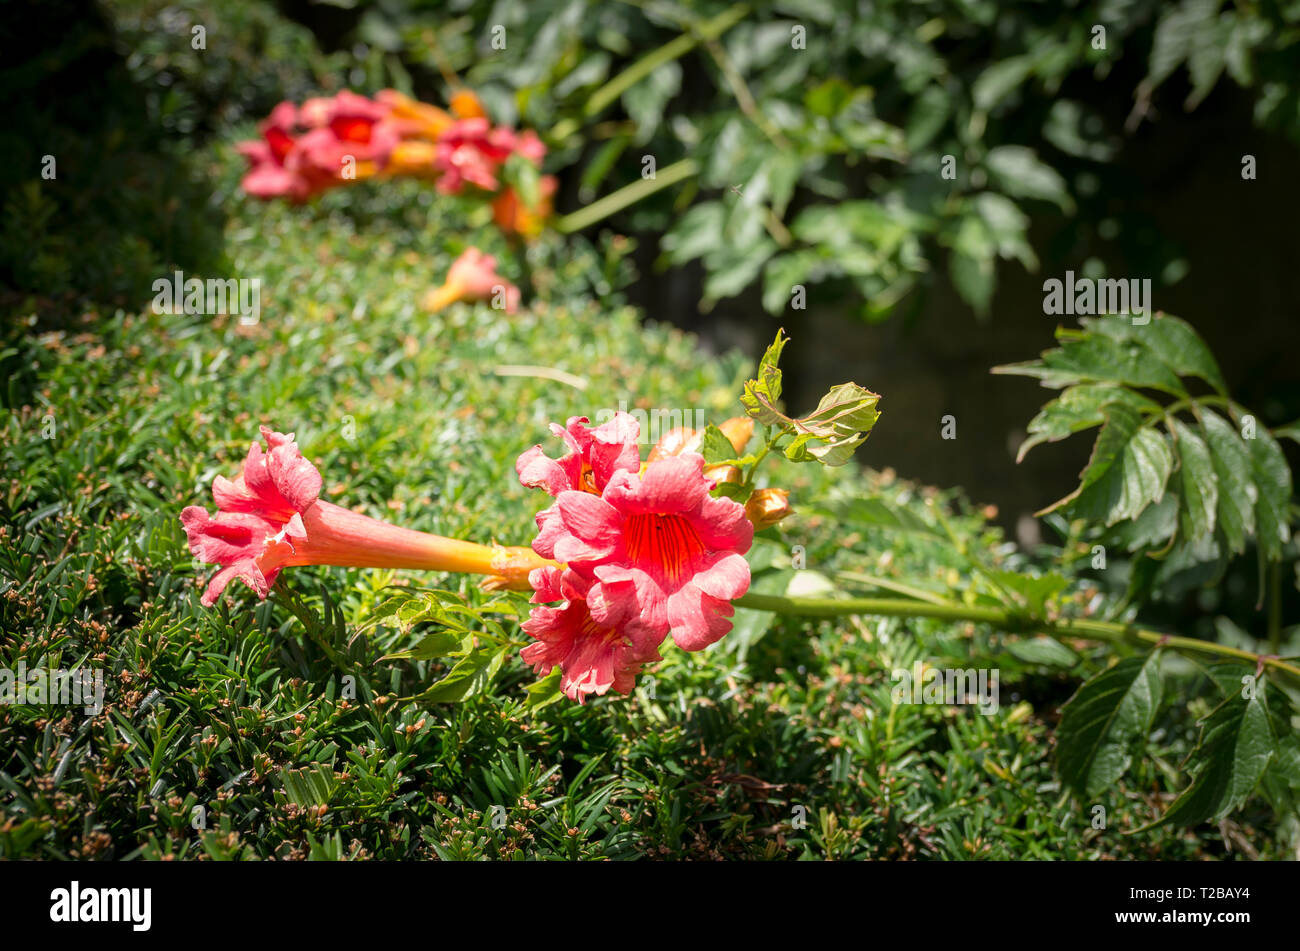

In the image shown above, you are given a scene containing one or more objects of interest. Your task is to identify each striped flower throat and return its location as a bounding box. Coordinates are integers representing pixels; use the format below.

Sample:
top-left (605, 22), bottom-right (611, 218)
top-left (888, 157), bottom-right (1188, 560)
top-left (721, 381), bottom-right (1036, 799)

top-left (623, 512), bottom-right (707, 585)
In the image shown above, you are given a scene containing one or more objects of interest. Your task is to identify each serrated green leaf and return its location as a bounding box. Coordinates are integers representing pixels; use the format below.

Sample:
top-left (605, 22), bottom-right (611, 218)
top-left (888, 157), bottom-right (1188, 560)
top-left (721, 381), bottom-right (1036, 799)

top-left (1200, 409), bottom-right (1256, 555)
top-left (1007, 636), bottom-right (1079, 668)
top-left (699, 423), bottom-right (737, 466)
top-left (1085, 315), bottom-right (1227, 395)
top-left (1148, 689), bottom-right (1275, 829)
top-left (1048, 402), bottom-right (1174, 525)
top-left (740, 329), bottom-right (790, 426)
top-left (1140, 316), bottom-right (1229, 395)
top-left (1170, 418), bottom-right (1217, 543)
top-left (1056, 653), bottom-right (1164, 799)
top-left (1016, 384), bottom-right (1160, 462)
top-left (784, 382), bottom-right (881, 467)
top-left (1246, 424), bottom-right (1292, 563)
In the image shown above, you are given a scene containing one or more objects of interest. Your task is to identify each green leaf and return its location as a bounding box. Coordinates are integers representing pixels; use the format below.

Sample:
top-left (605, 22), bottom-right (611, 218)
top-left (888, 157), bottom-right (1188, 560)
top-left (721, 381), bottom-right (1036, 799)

top-left (972, 55), bottom-right (1035, 112)
top-left (1259, 690), bottom-right (1300, 813)
top-left (1138, 316), bottom-right (1228, 395)
top-left (382, 629), bottom-right (464, 661)
top-left (523, 667), bottom-right (564, 711)
top-left (948, 241), bottom-right (995, 318)
top-left (762, 252), bottom-right (814, 315)
top-left (1006, 636), bottom-right (1079, 668)
top-left (1015, 384), bottom-right (1159, 462)
top-left (1170, 418), bottom-right (1217, 543)
top-left (1056, 653), bottom-right (1164, 799)
top-left (279, 763), bottom-right (338, 808)
top-left (1274, 420), bottom-right (1300, 446)
top-left (1047, 402), bottom-right (1174, 525)
top-left (1149, 688), bottom-right (1275, 828)
top-left (661, 201), bottom-right (724, 266)
top-left (1200, 409), bottom-right (1255, 555)
top-left (1085, 315), bottom-right (1227, 395)
top-left (416, 643), bottom-right (507, 704)
top-left (1246, 424), bottom-right (1292, 564)
top-left (985, 569), bottom-right (1069, 615)
top-left (804, 77), bottom-right (856, 117)
top-left (984, 146), bottom-right (1073, 211)
top-left (699, 423), bottom-right (738, 466)
top-left (740, 329), bottom-right (790, 426)
top-left (622, 59), bottom-right (681, 143)
top-left (784, 382), bottom-right (882, 466)
top-left (1003, 330), bottom-right (1186, 394)
top-left (905, 84), bottom-right (950, 150)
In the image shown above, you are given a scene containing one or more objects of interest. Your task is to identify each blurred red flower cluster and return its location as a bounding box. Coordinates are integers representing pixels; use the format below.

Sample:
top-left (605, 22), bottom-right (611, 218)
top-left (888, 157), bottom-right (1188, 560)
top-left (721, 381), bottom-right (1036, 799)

top-left (236, 88), bottom-right (555, 238)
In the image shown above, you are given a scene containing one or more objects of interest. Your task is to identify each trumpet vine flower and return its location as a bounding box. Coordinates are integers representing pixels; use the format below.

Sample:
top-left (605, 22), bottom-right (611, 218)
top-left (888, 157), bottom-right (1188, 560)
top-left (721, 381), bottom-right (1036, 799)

top-left (520, 566), bottom-right (661, 703)
top-left (183, 427), bottom-right (548, 606)
top-left (517, 413), bottom-right (754, 697)
top-left (547, 454), bottom-right (754, 651)
top-left (421, 247), bottom-right (521, 314)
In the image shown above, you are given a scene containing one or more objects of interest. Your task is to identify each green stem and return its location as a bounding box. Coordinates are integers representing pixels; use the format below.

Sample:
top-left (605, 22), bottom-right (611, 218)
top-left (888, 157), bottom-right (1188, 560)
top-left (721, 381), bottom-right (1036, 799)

top-left (734, 592), bottom-right (1300, 682)
top-left (550, 2), bottom-right (751, 144)
top-left (555, 158), bottom-right (698, 234)
top-left (741, 424), bottom-right (785, 490)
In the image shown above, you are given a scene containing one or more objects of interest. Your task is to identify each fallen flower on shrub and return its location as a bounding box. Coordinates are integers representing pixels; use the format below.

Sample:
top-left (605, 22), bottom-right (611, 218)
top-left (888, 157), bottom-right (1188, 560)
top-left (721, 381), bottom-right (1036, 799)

top-left (421, 247), bottom-right (520, 313)
top-left (182, 426), bottom-right (549, 605)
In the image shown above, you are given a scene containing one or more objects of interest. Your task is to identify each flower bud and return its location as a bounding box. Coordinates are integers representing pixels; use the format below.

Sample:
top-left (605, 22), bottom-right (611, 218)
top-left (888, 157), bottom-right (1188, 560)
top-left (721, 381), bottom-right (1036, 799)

top-left (647, 426), bottom-right (702, 462)
top-left (745, 488), bottom-right (791, 529)
top-left (704, 464), bottom-right (742, 486)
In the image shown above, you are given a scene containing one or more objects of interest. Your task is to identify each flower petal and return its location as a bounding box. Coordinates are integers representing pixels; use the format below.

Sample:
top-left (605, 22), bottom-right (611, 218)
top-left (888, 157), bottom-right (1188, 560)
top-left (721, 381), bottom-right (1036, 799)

top-left (666, 583), bottom-right (736, 651)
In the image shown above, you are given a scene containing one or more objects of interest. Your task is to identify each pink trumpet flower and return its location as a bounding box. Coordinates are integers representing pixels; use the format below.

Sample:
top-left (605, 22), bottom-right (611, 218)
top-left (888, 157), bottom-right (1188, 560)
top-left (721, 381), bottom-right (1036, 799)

top-left (547, 454), bottom-right (754, 652)
top-left (182, 427), bottom-right (549, 606)
top-left (432, 118), bottom-right (545, 195)
top-left (516, 412), bottom-right (641, 565)
top-left (516, 413), bottom-right (753, 699)
top-left (520, 566), bottom-right (661, 703)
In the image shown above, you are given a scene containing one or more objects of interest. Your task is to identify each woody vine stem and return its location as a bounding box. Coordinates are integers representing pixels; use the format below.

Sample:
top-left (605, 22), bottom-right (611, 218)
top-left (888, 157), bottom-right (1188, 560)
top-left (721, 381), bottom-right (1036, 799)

top-left (734, 592), bottom-right (1300, 683)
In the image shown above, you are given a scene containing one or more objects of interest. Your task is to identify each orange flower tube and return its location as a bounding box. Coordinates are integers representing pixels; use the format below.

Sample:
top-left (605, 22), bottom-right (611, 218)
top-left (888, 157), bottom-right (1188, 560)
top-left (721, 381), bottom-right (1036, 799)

top-left (181, 426), bottom-right (552, 605)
